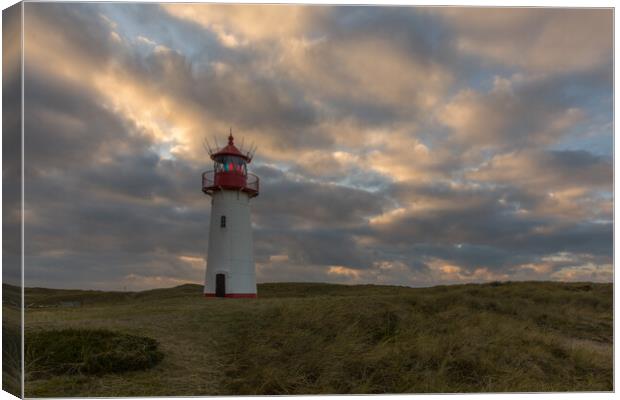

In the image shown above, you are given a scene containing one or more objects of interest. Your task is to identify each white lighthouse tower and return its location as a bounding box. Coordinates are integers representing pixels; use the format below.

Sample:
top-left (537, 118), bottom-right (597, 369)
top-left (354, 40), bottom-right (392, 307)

top-left (202, 131), bottom-right (259, 298)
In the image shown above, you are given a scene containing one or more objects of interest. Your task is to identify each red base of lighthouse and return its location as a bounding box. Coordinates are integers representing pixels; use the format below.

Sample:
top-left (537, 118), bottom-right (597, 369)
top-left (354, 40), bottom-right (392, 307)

top-left (204, 293), bottom-right (257, 299)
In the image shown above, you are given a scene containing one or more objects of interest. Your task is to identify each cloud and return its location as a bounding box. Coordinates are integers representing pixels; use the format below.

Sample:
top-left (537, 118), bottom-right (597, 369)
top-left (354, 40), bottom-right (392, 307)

top-left (468, 150), bottom-right (612, 222)
top-left (162, 4), bottom-right (326, 44)
top-left (436, 8), bottom-right (613, 75)
top-left (3, 3), bottom-right (23, 286)
top-left (438, 75), bottom-right (589, 150)
top-left (20, 4), bottom-right (612, 289)
top-left (470, 150), bottom-right (612, 189)
top-left (253, 166), bottom-right (387, 230)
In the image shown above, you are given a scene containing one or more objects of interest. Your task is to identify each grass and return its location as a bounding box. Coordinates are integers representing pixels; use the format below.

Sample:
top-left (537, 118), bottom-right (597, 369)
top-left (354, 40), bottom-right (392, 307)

top-left (3, 283), bottom-right (22, 397)
top-left (19, 280), bottom-right (613, 396)
top-left (2, 311), bottom-right (22, 397)
top-left (26, 329), bottom-right (163, 378)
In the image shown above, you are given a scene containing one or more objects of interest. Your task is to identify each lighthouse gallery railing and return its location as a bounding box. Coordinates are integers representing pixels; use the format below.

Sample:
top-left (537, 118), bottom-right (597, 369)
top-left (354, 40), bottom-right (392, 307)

top-left (202, 170), bottom-right (259, 196)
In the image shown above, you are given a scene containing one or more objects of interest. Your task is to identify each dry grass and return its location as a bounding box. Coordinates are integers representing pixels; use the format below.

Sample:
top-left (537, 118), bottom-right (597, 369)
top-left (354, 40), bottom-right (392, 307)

top-left (26, 329), bottom-right (163, 378)
top-left (3, 283), bottom-right (22, 397)
top-left (21, 281), bottom-right (612, 396)
top-left (2, 306), bottom-right (22, 397)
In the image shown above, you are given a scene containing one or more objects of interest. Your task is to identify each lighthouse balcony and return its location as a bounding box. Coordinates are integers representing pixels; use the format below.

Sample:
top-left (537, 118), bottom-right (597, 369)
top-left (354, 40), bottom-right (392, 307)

top-left (202, 170), bottom-right (259, 198)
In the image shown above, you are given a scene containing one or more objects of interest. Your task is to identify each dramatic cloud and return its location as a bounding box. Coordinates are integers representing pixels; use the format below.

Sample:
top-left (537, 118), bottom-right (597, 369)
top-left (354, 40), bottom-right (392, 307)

top-left (435, 8), bottom-right (613, 74)
top-left (3, 3), bottom-right (23, 286)
top-left (21, 4), bottom-right (612, 290)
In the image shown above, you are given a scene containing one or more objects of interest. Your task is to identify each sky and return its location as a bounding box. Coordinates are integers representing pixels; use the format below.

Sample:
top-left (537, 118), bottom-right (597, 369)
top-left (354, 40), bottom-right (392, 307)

top-left (18, 3), bottom-right (612, 290)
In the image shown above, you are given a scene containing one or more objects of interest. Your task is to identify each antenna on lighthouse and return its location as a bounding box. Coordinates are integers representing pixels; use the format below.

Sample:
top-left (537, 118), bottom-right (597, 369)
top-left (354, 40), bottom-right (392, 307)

top-left (213, 135), bottom-right (220, 150)
top-left (203, 137), bottom-right (214, 156)
top-left (245, 141), bottom-right (253, 159)
top-left (246, 141), bottom-right (257, 161)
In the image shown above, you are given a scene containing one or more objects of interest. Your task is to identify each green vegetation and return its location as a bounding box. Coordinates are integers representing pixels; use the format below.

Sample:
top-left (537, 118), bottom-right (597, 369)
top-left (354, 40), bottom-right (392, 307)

top-left (26, 329), bottom-right (163, 378)
top-left (2, 313), bottom-right (22, 397)
top-left (21, 281), bottom-right (612, 396)
top-left (3, 283), bottom-right (22, 397)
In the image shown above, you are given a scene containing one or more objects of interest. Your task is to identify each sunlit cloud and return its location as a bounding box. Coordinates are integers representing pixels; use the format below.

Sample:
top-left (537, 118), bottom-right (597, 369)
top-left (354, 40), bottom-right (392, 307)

top-left (21, 4), bottom-right (612, 289)
top-left (435, 8), bottom-right (612, 74)
top-left (162, 4), bottom-right (323, 43)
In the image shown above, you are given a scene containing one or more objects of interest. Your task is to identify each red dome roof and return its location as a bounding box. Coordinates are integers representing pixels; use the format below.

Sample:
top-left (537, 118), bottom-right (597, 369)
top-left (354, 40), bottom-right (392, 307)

top-left (211, 132), bottom-right (251, 162)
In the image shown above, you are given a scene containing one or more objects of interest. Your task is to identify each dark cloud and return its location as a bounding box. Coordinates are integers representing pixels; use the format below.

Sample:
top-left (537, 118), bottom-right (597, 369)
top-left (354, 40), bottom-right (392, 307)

top-left (370, 178), bottom-right (612, 276)
top-left (23, 71), bottom-right (144, 173)
top-left (22, 38), bottom-right (209, 288)
top-left (3, 3), bottom-right (23, 286)
top-left (20, 4), bottom-right (612, 289)
top-left (253, 168), bottom-right (387, 230)
top-left (26, 3), bottom-right (118, 66)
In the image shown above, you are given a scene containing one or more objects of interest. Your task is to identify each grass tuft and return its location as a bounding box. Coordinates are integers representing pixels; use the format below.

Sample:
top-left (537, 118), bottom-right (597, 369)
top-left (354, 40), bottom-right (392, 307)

top-left (26, 328), bottom-right (163, 378)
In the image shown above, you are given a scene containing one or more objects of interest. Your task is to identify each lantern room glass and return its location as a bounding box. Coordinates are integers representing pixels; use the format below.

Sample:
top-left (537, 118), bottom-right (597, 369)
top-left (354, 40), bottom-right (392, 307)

top-left (214, 155), bottom-right (247, 175)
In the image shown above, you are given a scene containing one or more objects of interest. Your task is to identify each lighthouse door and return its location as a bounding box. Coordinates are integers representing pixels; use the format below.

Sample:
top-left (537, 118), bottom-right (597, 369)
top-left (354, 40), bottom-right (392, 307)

top-left (215, 274), bottom-right (226, 297)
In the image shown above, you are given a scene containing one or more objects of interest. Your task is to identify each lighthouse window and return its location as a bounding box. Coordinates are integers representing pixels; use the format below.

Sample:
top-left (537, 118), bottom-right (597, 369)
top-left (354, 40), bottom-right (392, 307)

top-left (220, 215), bottom-right (226, 228)
top-left (215, 156), bottom-right (247, 175)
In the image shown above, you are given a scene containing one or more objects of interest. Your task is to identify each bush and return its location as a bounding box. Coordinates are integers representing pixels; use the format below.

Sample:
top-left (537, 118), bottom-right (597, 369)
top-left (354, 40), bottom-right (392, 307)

top-left (26, 329), bottom-right (163, 378)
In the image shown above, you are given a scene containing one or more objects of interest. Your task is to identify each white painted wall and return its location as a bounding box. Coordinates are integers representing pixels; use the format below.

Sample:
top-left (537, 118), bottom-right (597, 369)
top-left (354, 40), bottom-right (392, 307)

top-left (204, 190), bottom-right (256, 295)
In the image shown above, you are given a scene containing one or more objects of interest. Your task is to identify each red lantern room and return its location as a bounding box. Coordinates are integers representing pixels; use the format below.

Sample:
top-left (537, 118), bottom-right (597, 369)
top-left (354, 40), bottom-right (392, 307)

top-left (202, 132), bottom-right (259, 198)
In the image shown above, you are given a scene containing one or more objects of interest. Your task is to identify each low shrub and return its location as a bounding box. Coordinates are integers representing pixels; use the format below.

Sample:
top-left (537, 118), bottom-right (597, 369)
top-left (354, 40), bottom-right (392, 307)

top-left (26, 328), bottom-right (163, 378)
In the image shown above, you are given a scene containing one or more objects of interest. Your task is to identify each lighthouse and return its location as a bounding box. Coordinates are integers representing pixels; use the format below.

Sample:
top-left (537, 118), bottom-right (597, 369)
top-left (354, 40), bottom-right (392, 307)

top-left (202, 131), bottom-right (259, 298)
